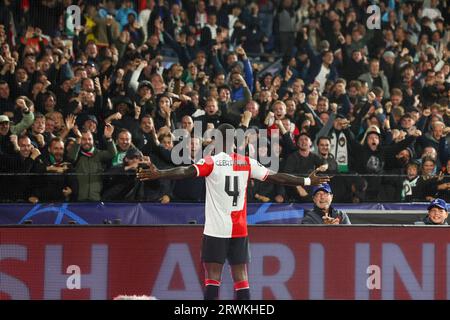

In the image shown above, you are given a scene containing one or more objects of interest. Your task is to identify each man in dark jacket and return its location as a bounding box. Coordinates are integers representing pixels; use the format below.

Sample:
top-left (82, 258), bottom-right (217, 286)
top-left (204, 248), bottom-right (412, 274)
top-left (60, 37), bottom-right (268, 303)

top-left (0, 135), bottom-right (42, 202)
top-left (348, 126), bottom-right (421, 201)
top-left (343, 49), bottom-right (368, 81)
top-left (301, 183), bottom-right (351, 224)
top-left (283, 133), bottom-right (325, 202)
top-left (32, 137), bottom-right (78, 202)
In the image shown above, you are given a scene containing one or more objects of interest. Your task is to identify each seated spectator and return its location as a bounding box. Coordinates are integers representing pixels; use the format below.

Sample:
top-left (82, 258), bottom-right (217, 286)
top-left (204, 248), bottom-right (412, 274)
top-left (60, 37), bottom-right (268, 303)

top-left (419, 198), bottom-right (448, 225)
top-left (301, 183), bottom-right (351, 224)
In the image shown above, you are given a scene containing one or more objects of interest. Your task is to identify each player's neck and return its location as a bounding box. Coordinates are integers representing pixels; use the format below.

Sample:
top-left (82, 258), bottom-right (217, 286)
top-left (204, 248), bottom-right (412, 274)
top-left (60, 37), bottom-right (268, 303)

top-left (220, 147), bottom-right (234, 155)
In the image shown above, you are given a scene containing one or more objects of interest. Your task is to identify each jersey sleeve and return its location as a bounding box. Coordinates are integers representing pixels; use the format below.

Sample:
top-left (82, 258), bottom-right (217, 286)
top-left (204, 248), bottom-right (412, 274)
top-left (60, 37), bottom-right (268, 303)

top-left (193, 156), bottom-right (214, 177)
top-left (249, 158), bottom-right (270, 181)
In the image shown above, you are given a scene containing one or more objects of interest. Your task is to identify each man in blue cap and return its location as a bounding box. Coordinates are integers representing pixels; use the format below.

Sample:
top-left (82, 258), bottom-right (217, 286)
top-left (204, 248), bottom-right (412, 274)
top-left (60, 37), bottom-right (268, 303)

top-left (301, 183), bottom-right (351, 224)
top-left (423, 198), bottom-right (448, 225)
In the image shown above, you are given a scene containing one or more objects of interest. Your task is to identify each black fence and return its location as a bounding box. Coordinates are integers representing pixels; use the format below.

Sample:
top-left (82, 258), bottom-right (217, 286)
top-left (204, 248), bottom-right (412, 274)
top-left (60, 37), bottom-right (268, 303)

top-left (0, 172), bottom-right (448, 204)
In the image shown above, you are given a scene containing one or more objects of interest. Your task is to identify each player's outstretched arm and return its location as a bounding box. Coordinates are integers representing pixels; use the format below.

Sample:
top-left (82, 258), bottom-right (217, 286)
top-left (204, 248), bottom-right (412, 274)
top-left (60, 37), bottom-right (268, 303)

top-left (137, 163), bottom-right (197, 181)
top-left (265, 166), bottom-right (330, 186)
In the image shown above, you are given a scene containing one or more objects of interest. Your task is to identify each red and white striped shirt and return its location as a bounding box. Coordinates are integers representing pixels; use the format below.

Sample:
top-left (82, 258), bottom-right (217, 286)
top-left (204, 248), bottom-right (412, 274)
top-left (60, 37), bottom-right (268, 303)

top-left (193, 152), bottom-right (269, 238)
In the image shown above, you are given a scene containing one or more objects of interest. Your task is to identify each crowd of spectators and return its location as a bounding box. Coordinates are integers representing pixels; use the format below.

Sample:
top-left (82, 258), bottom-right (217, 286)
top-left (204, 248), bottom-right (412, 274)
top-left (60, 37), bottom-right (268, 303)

top-left (0, 0), bottom-right (448, 204)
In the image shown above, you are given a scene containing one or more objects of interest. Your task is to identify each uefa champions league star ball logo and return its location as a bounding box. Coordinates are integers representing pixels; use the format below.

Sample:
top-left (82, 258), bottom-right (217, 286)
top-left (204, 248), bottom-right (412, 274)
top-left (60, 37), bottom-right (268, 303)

top-left (19, 203), bottom-right (88, 225)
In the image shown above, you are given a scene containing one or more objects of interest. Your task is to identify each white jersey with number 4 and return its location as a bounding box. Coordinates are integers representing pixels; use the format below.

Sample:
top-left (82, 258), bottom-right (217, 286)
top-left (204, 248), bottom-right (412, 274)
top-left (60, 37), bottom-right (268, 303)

top-left (193, 152), bottom-right (269, 238)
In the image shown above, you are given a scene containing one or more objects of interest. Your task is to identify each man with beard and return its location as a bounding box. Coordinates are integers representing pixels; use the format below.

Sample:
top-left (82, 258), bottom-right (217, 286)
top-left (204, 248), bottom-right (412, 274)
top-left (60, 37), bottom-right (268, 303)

top-left (67, 124), bottom-right (117, 201)
top-left (32, 137), bottom-right (77, 202)
top-left (111, 129), bottom-right (135, 167)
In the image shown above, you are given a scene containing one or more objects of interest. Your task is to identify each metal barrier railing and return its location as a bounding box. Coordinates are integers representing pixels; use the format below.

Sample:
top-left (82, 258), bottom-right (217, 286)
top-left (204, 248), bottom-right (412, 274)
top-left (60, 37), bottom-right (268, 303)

top-left (0, 172), bottom-right (446, 203)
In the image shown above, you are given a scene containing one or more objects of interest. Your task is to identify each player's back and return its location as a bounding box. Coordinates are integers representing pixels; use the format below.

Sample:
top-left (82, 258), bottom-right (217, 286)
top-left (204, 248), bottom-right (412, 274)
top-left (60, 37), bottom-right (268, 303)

top-left (194, 152), bottom-right (269, 238)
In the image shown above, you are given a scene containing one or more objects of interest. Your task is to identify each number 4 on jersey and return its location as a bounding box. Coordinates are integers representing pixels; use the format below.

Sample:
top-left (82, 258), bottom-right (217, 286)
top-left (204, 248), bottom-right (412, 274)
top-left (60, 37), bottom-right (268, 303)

top-left (225, 176), bottom-right (240, 206)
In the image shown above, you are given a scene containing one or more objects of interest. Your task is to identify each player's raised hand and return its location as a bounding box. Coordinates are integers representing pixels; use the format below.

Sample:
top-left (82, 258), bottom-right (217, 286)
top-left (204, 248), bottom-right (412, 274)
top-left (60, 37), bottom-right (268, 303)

top-left (137, 162), bottom-right (160, 181)
top-left (308, 165), bottom-right (331, 185)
